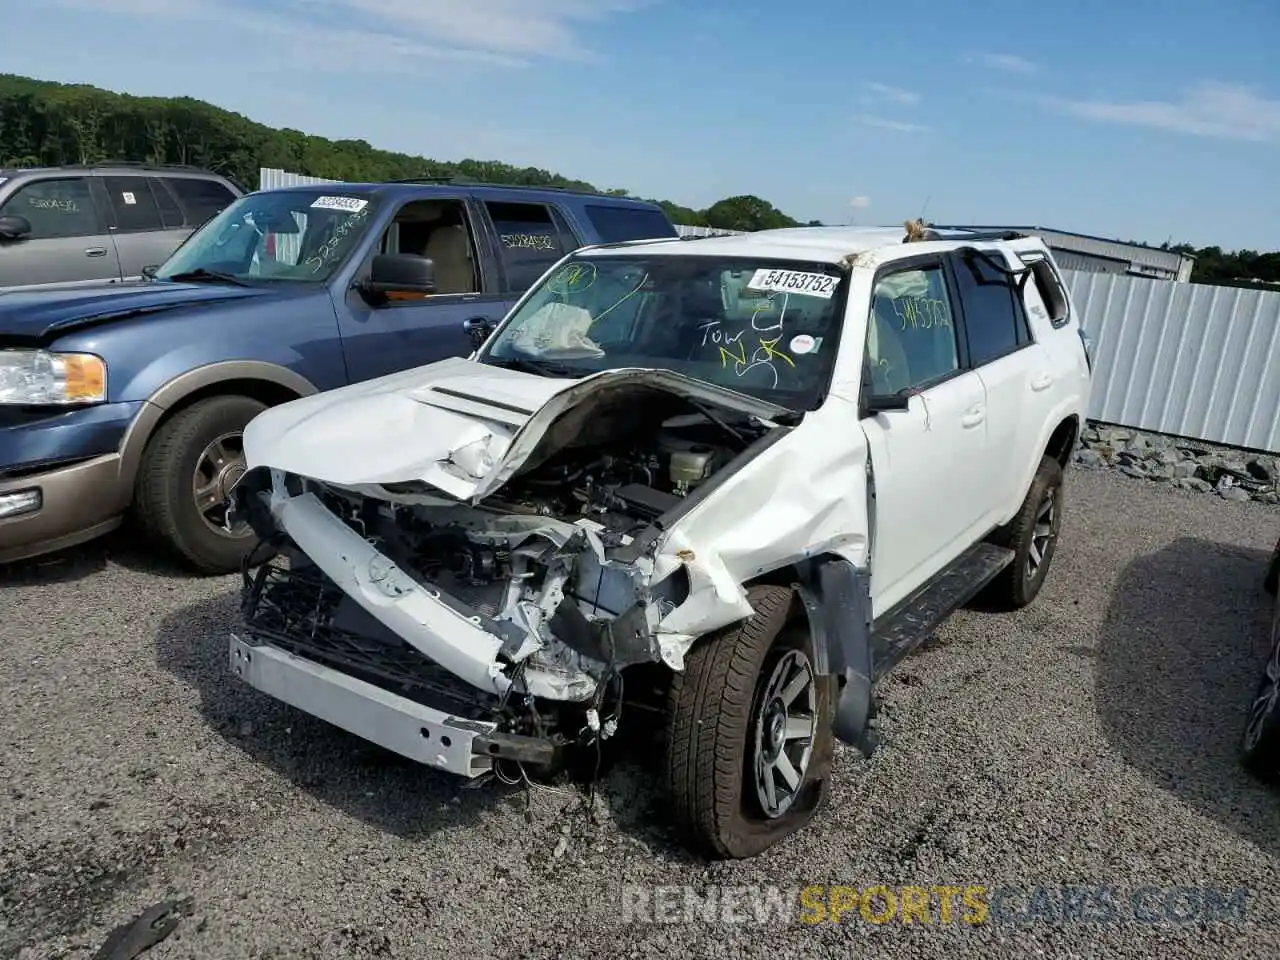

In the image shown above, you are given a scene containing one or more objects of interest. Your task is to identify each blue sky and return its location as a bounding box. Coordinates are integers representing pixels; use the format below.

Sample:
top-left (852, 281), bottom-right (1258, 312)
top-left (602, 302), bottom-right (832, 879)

top-left (3, 0), bottom-right (1278, 250)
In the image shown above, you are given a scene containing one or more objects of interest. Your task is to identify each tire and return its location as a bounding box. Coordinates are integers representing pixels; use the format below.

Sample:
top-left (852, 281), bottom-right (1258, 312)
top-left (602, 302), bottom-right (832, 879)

top-left (1242, 597), bottom-right (1280, 784)
top-left (134, 394), bottom-right (267, 574)
top-left (663, 585), bottom-right (836, 859)
top-left (1264, 535), bottom-right (1280, 596)
top-left (983, 455), bottom-right (1065, 610)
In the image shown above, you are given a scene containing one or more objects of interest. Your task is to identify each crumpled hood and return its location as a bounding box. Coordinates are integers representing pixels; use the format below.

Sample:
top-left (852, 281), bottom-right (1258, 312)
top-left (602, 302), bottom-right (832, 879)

top-left (241, 356), bottom-right (791, 501)
top-left (0, 280), bottom-right (280, 344)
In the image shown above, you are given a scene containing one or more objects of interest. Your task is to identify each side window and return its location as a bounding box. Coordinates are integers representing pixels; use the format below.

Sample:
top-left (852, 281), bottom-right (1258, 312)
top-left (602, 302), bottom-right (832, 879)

top-left (102, 176), bottom-right (163, 232)
top-left (866, 263), bottom-right (960, 395)
top-left (0, 177), bottom-right (101, 239)
top-left (148, 177), bottom-right (186, 229)
top-left (486, 201), bottom-right (567, 292)
top-left (165, 177), bottom-right (236, 227)
top-left (952, 250), bottom-right (1029, 365)
top-left (1026, 257), bottom-right (1070, 328)
top-left (583, 204), bottom-right (676, 243)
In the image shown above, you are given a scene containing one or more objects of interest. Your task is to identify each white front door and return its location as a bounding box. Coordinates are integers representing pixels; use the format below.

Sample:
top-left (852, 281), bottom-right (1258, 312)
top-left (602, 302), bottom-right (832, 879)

top-left (858, 257), bottom-right (992, 618)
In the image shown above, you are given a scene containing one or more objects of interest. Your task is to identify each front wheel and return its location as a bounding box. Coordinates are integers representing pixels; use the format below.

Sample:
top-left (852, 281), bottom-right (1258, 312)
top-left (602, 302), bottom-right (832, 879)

top-left (663, 585), bottom-right (835, 859)
top-left (134, 394), bottom-right (267, 574)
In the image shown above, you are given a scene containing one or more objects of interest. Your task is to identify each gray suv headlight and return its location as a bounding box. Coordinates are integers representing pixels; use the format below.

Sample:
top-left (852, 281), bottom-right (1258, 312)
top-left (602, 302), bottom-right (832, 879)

top-left (0, 349), bottom-right (107, 404)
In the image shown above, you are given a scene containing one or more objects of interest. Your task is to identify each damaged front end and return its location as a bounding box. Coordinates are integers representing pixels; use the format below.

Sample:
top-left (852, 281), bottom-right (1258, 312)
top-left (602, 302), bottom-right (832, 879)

top-left (227, 377), bottom-right (790, 779)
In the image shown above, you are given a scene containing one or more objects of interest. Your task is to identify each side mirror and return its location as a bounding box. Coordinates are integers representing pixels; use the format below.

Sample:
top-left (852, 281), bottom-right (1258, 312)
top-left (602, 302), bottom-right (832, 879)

top-left (141, 264), bottom-right (159, 279)
top-left (865, 392), bottom-right (912, 413)
top-left (361, 253), bottom-right (436, 301)
top-left (0, 214), bottom-right (32, 241)
top-left (463, 316), bottom-right (497, 350)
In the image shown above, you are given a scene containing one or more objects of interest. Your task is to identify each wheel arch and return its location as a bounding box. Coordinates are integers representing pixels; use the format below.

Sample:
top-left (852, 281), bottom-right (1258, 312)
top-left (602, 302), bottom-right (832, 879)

top-left (118, 361), bottom-right (319, 484)
top-left (744, 552), bottom-right (876, 752)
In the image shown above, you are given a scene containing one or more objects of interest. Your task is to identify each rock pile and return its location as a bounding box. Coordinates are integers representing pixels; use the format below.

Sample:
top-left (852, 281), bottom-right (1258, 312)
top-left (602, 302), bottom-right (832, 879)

top-left (1074, 423), bottom-right (1279, 505)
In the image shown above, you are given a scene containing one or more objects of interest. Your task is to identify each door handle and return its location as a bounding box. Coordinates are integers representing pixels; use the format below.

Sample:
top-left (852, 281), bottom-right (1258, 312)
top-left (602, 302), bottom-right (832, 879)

top-left (84, 247), bottom-right (107, 258)
top-left (1031, 372), bottom-right (1054, 392)
top-left (961, 408), bottom-right (985, 428)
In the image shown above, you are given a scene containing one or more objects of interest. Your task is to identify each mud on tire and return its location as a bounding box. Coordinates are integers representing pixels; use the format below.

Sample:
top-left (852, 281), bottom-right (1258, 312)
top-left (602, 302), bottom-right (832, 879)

top-left (663, 584), bottom-right (836, 859)
top-left (982, 455), bottom-right (1065, 610)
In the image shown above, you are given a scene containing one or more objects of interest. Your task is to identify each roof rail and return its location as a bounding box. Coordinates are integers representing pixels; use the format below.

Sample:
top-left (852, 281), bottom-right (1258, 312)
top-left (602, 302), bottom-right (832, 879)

top-left (386, 176), bottom-right (573, 191)
top-left (922, 223), bottom-right (1030, 242)
top-left (386, 176), bottom-right (464, 185)
top-left (55, 160), bottom-right (224, 174)
top-left (383, 177), bottom-right (649, 200)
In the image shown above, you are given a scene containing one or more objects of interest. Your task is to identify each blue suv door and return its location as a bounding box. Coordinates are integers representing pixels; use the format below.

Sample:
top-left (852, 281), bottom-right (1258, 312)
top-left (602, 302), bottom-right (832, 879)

top-left (474, 196), bottom-right (583, 315)
top-left (336, 193), bottom-right (510, 382)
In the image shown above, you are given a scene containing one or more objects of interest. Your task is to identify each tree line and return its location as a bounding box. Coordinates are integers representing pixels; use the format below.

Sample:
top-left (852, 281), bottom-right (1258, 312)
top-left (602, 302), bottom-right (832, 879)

top-left (0, 73), bottom-right (805, 233)
top-left (0, 73), bottom-right (1271, 283)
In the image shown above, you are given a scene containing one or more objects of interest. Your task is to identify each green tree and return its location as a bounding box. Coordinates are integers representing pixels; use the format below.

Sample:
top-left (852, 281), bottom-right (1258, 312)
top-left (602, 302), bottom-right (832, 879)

top-left (0, 72), bottom-right (814, 228)
top-left (704, 194), bottom-right (800, 232)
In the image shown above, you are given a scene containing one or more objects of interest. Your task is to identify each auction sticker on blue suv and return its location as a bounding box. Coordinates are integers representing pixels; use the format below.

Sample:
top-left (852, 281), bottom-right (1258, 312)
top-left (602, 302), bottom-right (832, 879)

top-left (311, 196), bottom-right (369, 213)
top-left (747, 268), bottom-right (839, 298)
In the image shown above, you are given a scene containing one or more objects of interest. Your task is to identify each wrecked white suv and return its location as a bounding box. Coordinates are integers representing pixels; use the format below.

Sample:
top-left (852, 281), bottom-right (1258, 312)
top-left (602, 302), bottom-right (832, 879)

top-left (226, 222), bottom-right (1093, 859)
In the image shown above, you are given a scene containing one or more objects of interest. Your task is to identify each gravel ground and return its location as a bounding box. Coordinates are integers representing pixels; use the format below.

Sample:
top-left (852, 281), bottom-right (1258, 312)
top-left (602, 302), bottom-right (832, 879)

top-left (2, 467), bottom-right (1279, 960)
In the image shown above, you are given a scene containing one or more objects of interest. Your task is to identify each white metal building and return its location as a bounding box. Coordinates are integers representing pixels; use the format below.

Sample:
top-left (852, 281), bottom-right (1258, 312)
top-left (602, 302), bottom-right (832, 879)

top-left (930, 224), bottom-right (1195, 282)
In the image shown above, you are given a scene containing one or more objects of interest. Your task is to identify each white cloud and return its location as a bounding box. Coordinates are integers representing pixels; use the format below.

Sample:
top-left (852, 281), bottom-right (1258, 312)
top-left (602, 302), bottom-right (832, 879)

top-left (850, 196), bottom-right (870, 208)
top-left (968, 52), bottom-right (1039, 75)
top-left (863, 81), bottom-right (920, 106)
top-left (854, 114), bottom-right (927, 134)
top-left (855, 82), bottom-right (924, 133)
top-left (45, 0), bottom-right (645, 68)
top-left (1050, 81), bottom-right (1280, 143)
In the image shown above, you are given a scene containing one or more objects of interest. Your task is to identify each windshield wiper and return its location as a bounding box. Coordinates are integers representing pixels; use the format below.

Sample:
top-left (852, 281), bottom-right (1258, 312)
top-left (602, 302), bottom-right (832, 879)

top-left (163, 268), bottom-right (252, 287)
top-left (483, 356), bottom-right (585, 378)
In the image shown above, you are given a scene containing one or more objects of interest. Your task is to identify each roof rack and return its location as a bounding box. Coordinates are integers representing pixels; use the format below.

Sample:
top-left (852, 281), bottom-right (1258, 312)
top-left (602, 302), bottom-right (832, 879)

top-left (383, 177), bottom-right (647, 200)
top-left (53, 160), bottom-right (224, 173)
top-left (386, 176), bottom-right (572, 191)
top-left (921, 223), bottom-right (1030, 242)
top-left (386, 176), bottom-right (465, 185)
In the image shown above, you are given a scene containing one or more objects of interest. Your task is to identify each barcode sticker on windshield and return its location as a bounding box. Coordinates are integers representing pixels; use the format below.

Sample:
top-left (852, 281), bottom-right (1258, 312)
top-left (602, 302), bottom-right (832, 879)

top-left (310, 196), bottom-right (368, 213)
top-left (747, 269), bottom-right (839, 299)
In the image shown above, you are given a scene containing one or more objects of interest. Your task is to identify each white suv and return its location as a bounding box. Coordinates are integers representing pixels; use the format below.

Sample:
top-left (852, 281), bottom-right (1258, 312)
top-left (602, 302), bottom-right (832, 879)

top-left (226, 221), bottom-right (1093, 859)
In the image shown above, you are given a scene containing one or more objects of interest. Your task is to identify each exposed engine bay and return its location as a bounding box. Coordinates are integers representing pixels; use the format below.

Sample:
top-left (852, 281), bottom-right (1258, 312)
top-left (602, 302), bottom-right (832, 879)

top-left (233, 387), bottom-right (780, 771)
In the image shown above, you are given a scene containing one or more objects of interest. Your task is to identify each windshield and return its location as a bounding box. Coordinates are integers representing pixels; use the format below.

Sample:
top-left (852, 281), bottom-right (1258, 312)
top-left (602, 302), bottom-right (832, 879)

top-left (479, 253), bottom-right (848, 411)
top-left (155, 190), bottom-right (380, 283)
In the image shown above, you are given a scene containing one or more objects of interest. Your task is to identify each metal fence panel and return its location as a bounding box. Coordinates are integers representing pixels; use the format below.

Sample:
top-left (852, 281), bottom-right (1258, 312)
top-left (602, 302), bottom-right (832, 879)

top-left (1063, 269), bottom-right (1280, 453)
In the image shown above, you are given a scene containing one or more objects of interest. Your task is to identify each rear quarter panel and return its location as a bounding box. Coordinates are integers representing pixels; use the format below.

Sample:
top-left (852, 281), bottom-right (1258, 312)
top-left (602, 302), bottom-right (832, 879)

top-left (1002, 250), bottom-right (1092, 524)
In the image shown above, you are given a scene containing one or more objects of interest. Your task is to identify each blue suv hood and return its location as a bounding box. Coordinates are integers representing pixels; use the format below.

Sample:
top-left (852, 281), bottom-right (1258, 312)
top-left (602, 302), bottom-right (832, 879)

top-left (0, 280), bottom-right (291, 345)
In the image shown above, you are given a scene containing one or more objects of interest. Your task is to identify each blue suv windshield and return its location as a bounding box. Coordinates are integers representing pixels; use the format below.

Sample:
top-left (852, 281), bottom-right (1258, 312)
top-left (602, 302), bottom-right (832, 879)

top-left (479, 253), bottom-right (849, 412)
top-left (155, 190), bottom-right (379, 283)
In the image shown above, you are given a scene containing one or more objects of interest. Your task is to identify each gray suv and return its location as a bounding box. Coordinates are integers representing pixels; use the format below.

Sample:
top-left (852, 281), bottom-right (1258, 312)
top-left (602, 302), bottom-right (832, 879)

top-left (0, 163), bottom-right (244, 291)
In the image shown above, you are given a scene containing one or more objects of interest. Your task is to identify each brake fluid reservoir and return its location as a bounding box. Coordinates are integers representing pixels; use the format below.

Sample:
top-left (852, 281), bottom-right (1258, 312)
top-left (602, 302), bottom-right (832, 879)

top-left (669, 445), bottom-right (715, 492)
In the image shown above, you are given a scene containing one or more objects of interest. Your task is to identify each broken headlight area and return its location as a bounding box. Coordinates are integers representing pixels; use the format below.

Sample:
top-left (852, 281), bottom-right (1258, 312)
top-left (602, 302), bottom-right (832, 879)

top-left (233, 405), bottom-right (774, 771)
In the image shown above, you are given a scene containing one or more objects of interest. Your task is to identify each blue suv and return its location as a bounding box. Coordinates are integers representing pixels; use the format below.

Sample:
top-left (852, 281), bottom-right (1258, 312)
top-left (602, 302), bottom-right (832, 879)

top-left (0, 179), bottom-right (678, 572)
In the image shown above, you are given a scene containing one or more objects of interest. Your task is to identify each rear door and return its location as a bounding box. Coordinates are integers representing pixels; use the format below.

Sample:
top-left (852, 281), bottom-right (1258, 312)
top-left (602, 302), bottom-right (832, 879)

top-left (0, 175), bottom-right (122, 289)
top-left (99, 175), bottom-right (187, 279)
top-left (948, 246), bottom-right (1054, 524)
top-left (477, 198), bottom-right (581, 315)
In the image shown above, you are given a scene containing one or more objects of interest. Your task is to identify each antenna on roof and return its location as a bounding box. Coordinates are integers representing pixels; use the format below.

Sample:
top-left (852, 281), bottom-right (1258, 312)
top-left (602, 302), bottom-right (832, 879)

top-left (919, 194), bottom-right (931, 221)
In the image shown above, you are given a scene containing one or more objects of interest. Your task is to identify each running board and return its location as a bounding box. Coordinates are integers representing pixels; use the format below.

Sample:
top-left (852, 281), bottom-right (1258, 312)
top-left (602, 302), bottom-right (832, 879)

top-left (870, 542), bottom-right (1015, 681)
